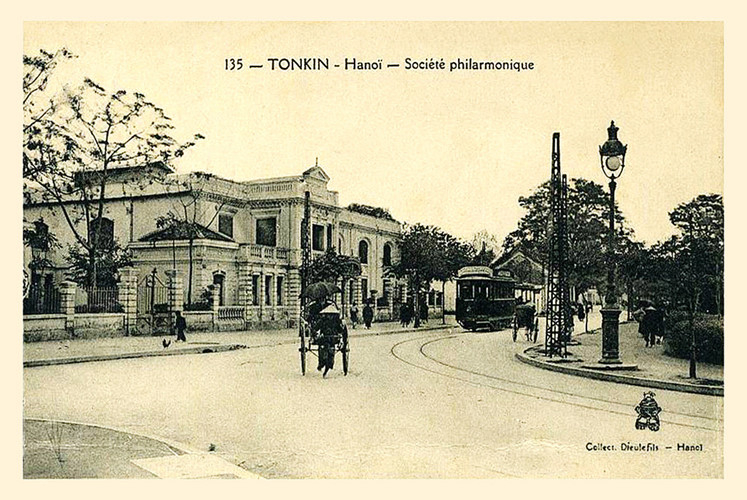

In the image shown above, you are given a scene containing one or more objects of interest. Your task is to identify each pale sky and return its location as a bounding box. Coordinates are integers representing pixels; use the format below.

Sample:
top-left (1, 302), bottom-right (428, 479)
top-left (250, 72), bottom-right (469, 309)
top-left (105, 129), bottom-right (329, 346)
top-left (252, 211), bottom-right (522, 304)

top-left (23, 22), bottom-right (723, 246)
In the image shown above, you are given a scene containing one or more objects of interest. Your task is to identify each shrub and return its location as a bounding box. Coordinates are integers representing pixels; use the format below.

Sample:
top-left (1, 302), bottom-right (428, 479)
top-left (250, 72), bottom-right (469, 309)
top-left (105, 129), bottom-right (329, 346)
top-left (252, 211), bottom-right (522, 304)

top-left (664, 313), bottom-right (723, 365)
top-left (184, 301), bottom-right (211, 311)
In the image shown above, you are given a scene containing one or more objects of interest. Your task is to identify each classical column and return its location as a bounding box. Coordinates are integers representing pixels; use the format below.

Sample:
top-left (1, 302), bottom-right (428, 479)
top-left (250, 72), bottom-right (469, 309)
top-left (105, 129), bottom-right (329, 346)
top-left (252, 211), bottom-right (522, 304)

top-left (352, 278), bottom-right (361, 306)
top-left (287, 268), bottom-right (301, 327)
top-left (237, 264), bottom-right (253, 328)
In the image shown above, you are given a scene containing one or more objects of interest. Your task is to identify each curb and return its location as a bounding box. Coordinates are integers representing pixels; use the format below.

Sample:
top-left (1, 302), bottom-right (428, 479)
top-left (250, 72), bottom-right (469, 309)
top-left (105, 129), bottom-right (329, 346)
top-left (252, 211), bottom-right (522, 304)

top-left (348, 323), bottom-right (453, 339)
top-left (516, 348), bottom-right (724, 397)
top-left (23, 324), bottom-right (455, 368)
top-left (23, 343), bottom-right (247, 368)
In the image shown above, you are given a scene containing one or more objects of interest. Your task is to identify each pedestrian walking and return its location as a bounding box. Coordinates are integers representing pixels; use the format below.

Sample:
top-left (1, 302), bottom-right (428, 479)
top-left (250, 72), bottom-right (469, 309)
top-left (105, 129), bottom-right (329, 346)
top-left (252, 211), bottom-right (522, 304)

top-left (362, 302), bottom-right (374, 329)
top-left (654, 302), bottom-right (667, 345)
top-left (399, 303), bottom-right (408, 327)
top-left (420, 302), bottom-right (429, 324)
top-left (643, 304), bottom-right (658, 347)
top-left (350, 302), bottom-right (359, 329)
top-left (175, 310), bottom-right (187, 342)
top-left (633, 302), bottom-right (647, 342)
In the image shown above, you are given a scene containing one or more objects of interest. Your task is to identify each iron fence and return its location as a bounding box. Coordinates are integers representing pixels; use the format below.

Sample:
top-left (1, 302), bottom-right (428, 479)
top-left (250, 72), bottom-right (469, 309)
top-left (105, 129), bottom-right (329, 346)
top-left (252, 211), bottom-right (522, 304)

top-left (23, 284), bottom-right (62, 315)
top-left (75, 287), bottom-right (122, 314)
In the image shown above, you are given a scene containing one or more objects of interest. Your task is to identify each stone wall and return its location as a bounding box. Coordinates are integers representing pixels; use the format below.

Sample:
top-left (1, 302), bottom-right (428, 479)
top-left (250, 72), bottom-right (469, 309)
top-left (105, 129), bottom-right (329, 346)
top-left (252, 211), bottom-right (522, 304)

top-left (72, 313), bottom-right (126, 339)
top-left (23, 315), bottom-right (67, 342)
top-left (182, 311), bottom-right (215, 332)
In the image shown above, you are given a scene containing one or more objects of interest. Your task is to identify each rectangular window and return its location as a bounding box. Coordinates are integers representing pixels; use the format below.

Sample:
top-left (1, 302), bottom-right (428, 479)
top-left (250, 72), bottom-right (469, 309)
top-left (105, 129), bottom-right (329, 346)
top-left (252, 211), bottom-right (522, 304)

top-left (265, 275), bottom-right (272, 306)
top-left (312, 224), bottom-right (324, 251)
top-left (252, 275), bottom-right (259, 305)
top-left (361, 278), bottom-right (368, 302)
top-left (256, 218), bottom-right (277, 247)
top-left (326, 224), bottom-right (333, 250)
top-left (218, 214), bottom-right (234, 238)
top-left (459, 283), bottom-right (473, 300)
top-left (276, 276), bottom-right (284, 306)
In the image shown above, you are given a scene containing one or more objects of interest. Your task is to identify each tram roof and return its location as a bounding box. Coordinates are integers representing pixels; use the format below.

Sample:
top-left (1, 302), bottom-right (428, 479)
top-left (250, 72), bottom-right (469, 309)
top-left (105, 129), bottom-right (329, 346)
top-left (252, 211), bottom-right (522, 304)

top-left (457, 275), bottom-right (515, 282)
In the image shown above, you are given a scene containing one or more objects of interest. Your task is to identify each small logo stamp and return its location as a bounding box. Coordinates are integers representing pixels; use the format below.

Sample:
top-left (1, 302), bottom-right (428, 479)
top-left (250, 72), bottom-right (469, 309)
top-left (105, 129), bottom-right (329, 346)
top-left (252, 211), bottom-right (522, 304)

top-left (635, 391), bottom-right (662, 431)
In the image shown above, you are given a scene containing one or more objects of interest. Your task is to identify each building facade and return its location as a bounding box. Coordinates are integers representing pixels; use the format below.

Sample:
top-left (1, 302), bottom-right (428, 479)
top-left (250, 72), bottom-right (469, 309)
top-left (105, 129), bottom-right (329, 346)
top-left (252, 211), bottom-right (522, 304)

top-left (23, 163), bottom-right (413, 330)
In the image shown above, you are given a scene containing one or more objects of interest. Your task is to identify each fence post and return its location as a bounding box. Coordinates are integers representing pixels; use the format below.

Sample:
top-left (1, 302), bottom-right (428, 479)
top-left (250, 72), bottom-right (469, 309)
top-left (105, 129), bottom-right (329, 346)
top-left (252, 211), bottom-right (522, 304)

top-left (166, 269), bottom-right (183, 335)
top-left (166, 269), bottom-right (184, 313)
top-left (60, 281), bottom-right (76, 337)
top-left (209, 284), bottom-right (220, 331)
top-left (118, 267), bottom-right (138, 336)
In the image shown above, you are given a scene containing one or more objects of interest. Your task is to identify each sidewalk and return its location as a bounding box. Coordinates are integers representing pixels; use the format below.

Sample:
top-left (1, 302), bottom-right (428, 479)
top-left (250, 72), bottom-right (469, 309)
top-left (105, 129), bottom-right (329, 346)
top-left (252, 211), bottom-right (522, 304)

top-left (23, 418), bottom-right (260, 479)
top-left (24, 319), bottom-right (454, 367)
top-left (518, 321), bottom-right (724, 396)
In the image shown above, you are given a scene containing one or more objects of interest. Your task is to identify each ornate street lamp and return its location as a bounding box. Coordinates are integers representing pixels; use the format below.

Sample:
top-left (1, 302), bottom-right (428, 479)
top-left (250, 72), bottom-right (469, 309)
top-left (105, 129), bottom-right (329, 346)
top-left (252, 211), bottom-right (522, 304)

top-left (598, 121), bottom-right (627, 364)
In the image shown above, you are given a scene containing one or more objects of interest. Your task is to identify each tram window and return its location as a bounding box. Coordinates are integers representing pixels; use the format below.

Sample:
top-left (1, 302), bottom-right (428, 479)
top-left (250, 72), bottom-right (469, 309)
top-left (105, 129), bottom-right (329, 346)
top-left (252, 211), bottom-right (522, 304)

top-left (459, 283), bottom-right (473, 300)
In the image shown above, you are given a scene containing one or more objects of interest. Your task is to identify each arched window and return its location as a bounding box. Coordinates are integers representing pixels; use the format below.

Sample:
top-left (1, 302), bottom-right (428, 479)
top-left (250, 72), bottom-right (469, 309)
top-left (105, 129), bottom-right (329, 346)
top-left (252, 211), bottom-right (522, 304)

top-left (358, 240), bottom-right (369, 264)
top-left (383, 243), bottom-right (392, 267)
top-left (89, 217), bottom-right (114, 248)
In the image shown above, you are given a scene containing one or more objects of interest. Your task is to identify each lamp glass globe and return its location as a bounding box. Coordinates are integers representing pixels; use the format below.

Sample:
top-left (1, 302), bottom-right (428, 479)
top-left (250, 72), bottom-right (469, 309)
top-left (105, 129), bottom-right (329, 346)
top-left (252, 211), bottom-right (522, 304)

top-left (606, 155), bottom-right (622, 171)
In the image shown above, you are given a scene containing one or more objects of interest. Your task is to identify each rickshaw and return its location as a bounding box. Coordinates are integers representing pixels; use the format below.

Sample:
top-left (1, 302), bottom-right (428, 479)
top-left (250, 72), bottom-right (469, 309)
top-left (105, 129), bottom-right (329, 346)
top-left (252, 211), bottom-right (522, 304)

top-left (299, 283), bottom-right (349, 376)
top-left (512, 302), bottom-right (539, 343)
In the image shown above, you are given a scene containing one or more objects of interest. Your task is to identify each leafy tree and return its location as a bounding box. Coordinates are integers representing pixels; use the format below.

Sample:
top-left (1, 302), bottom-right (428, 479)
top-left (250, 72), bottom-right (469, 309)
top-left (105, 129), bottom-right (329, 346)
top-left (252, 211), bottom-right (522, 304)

top-left (346, 203), bottom-right (395, 221)
top-left (23, 48), bottom-right (76, 179)
top-left (502, 178), bottom-right (631, 300)
top-left (23, 217), bottom-right (60, 269)
top-left (303, 248), bottom-right (362, 285)
top-left (669, 193), bottom-right (724, 316)
top-left (386, 223), bottom-right (473, 327)
top-left (641, 194), bottom-right (724, 316)
top-left (67, 241), bottom-right (133, 288)
top-left (23, 60), bottom-right (204, 287)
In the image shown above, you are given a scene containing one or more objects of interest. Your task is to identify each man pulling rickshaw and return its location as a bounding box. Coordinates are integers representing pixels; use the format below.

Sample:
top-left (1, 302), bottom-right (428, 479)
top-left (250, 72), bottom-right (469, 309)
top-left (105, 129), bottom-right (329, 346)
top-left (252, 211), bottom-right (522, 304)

top-left (513, 299), bottom-right (538, 342)
top-left (299, 282), bottom-right (350, 377)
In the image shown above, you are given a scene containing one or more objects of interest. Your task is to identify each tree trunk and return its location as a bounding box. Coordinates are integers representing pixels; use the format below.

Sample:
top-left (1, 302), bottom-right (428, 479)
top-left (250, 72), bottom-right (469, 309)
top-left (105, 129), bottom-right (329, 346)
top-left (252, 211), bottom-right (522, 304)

top-left (442, 281), bottom-right (446, 325)
top-left (188, 237), bottom-right (194, 305)
top-left (413, 280), bottom-right (421, 328)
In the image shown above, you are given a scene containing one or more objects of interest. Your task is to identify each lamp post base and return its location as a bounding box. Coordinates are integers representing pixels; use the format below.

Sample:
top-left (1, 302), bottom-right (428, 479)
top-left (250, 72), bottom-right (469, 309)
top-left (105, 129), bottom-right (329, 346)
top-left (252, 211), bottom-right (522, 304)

top-left (599, 306), bottom-right (622, 364)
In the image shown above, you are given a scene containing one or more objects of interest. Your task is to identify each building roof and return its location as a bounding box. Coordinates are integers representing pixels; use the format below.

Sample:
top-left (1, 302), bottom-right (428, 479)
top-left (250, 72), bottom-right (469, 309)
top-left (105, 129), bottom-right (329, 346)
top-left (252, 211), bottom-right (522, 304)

top-left (138, 221), bottom-right (233, 243)
top-left (491, 245), bottom-right (542, 270)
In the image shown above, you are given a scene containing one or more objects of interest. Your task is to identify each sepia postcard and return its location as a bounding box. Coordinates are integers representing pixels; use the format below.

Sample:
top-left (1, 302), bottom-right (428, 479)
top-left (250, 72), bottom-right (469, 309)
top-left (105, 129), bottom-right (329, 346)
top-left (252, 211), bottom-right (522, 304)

top-left (19, 20), bottom-right (727, 483)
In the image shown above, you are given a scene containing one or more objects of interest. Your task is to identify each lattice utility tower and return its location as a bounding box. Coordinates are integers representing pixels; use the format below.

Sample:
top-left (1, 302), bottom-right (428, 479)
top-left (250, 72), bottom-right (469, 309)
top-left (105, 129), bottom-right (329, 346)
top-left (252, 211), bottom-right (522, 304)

top-left (545, 133), bottom-right (571, 357)
top-left (301, 190), bottom-right (312, 308)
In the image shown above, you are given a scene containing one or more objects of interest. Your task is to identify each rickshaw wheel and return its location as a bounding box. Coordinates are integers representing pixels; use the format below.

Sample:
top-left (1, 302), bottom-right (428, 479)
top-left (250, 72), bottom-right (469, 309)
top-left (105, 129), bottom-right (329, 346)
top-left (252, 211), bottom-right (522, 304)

top-left (342, 341), bottom-right (349, 376)
top-left (299, 326), bottom-right (307, 376)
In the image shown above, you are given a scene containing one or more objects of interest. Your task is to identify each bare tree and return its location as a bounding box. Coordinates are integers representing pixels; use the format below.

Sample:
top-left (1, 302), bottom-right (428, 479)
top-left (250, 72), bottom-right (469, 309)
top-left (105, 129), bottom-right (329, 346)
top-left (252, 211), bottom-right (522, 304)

top-left (24, 64), bottom-right (204, 286)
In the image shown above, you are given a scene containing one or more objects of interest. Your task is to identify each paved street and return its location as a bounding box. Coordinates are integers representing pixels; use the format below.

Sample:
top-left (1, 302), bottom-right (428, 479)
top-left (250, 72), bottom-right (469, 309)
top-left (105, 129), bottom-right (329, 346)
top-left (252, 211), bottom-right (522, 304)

top-left (23, 322), bottom-right (723, 478)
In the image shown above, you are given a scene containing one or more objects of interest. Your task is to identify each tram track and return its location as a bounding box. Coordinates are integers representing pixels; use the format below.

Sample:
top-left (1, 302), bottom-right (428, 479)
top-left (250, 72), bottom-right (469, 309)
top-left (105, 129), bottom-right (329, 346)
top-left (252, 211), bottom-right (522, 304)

top-left (390, 331), bottom-right (722, 432)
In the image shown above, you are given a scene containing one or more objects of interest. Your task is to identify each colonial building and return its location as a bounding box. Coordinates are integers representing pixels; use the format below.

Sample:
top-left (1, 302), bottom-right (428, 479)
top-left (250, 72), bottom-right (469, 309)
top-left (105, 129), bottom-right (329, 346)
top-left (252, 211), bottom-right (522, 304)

top-left (23, 162), bottom-right (413, 331)
top-left (491, 246), bottom-right (546, 312)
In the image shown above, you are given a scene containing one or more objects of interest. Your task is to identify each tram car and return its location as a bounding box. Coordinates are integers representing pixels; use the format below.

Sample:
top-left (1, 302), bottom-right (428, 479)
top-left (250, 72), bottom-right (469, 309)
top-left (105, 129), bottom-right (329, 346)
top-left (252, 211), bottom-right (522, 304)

top-left (456, 266), bottom-right (516, 331)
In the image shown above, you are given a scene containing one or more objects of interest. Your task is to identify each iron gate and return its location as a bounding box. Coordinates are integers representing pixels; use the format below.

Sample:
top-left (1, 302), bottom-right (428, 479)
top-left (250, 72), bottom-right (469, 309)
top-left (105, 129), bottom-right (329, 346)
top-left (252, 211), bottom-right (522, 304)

top-left (136, 269), bottom-right (171, 335)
